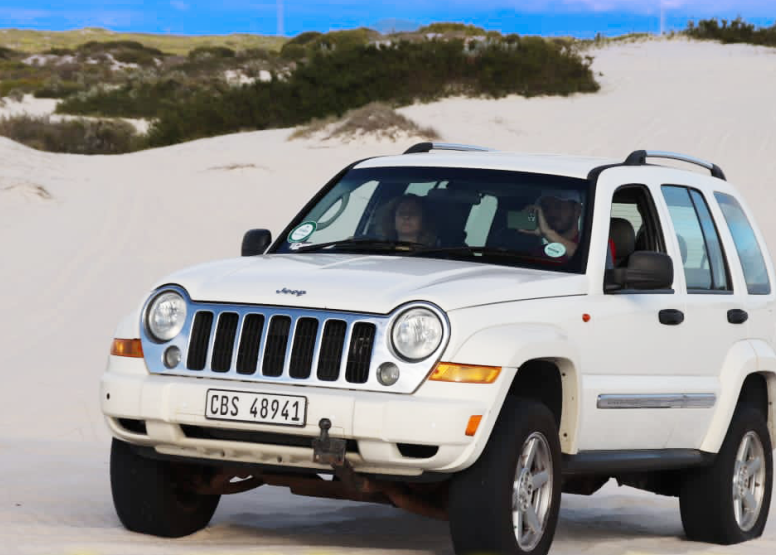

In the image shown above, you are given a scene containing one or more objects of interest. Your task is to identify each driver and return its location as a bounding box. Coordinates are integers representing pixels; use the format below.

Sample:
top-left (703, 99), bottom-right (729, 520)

top-left (379, 194), bottom-right (437, 246)
top-left (519, 190), bottom-right (582, 259)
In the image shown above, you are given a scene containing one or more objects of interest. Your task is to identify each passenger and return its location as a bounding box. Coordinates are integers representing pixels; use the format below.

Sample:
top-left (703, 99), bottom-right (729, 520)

top-left (519, 190), bottom-right (582, 259)
top-left (380, 194), bottom-right (436, 246)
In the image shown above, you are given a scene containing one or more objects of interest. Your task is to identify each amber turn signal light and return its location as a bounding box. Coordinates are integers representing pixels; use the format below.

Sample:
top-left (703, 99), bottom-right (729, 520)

top-left (466, 415), bottom-right (483, 437)
top-left (429, 362), bottom-right (501, 384)
top-left (111, 338), bottom-right (144, 358)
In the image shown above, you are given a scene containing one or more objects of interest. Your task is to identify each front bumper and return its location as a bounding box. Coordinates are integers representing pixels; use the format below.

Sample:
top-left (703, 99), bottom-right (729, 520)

top-left (101, 355), bottom-right (509, 476)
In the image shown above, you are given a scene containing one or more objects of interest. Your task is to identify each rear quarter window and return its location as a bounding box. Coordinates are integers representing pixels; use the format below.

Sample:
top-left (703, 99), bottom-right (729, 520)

top-left (714, 192), bottom-right (771, 295)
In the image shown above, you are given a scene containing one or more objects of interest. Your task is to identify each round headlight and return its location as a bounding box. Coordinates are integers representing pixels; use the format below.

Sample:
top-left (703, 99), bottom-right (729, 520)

top-left (391, 308), bottom-right (444, 361)
top-left (146, 291), bottom-right (187, 342)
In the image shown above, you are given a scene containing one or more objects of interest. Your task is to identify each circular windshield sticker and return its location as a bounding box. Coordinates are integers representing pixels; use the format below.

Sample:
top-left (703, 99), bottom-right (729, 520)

top-left (288, 221), bottom-right (317, 243)
top-left (545, 242), bottom-right (567, 258)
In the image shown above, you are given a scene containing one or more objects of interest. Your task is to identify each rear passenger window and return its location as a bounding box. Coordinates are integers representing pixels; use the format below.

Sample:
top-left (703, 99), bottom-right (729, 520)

top-left (714, 193), bottom-right (771, 295)
top-left (662, 186), bottom-right (730, 292)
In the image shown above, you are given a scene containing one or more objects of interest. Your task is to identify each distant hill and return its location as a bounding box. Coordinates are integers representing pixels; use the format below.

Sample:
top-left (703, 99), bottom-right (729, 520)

top-left (0, 27), bottom-right (286, 56)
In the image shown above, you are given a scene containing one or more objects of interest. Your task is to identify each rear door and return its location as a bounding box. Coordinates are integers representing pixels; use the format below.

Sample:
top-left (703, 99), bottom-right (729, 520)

top-left (659, 183), bottom-right (750, 448)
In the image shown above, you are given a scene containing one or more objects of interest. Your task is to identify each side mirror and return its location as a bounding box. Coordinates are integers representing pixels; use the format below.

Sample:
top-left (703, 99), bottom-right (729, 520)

top-left (606, 251), bottom-right (673, 291)
top-left (242, 229), bottom-right (272, 256)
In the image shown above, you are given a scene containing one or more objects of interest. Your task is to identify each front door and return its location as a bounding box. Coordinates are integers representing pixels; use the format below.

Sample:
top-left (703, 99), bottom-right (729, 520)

top-left (576, 181), bottom-right (691, 451)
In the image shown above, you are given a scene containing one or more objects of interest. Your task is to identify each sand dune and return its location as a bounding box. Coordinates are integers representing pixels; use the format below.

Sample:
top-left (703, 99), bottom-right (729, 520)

top-left (1, 37), bottom-right (775, 553)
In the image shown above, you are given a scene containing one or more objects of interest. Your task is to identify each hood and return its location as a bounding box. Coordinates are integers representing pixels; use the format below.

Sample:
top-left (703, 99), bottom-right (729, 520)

top-left (153, 254), bottom-right (588, 313)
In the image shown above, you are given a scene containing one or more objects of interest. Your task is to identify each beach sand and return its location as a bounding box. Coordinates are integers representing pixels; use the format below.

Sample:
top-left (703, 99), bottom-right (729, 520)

top-left (1, 37), bottom-right (775, 554)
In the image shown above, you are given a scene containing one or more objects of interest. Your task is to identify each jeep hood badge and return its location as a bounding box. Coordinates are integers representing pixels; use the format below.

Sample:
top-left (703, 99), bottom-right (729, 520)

top-left (277, 287), bottom-right (307, 297)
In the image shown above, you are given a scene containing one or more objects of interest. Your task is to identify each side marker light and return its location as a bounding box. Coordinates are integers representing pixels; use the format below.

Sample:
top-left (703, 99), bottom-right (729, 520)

top-left (466, 415), bottom-right (483, 437)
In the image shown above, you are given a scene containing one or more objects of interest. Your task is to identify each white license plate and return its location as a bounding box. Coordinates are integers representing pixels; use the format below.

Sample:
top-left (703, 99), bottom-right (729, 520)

top-left (205, 389), bottom-right (307, 427)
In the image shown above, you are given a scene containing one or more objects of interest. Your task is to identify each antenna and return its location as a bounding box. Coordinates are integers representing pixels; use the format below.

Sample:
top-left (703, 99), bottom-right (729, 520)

top-left (277, 0), bottom-right (285, 36)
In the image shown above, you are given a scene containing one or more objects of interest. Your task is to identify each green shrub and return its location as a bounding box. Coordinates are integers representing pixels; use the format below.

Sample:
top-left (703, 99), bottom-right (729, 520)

top-left (146, 38), bottom-right (598, 147)
top-left (418, 23), bottom-right (487, 36)
top-left (43, 47), bottom-right (75, 56)
top-left (189, 46), bottom-right (236, 59)
top-left (33, 81), bottom-right (83, 99)
top-left (78, 40), bottom-right (164, 55)
top-left (686, 17), bottom-right (776, 47)
top-left (0, 46), bottom-right (18, 60)
top-left (280, 43), bottom-right (306, 61)
top-left (0, 79), bottom-right (44, 97)
top-left (242, 47), bottom-right (275, 60)
top-left (0, 115), bottom-right (143, 154)
top-left (284, 31), bottom-right (323, 48)
top-left (57, 79), bottom-right (190, 118)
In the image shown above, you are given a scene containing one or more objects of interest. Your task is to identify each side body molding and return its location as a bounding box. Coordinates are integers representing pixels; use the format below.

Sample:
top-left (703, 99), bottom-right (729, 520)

top-left (449, 324), bottom-right (581, 454)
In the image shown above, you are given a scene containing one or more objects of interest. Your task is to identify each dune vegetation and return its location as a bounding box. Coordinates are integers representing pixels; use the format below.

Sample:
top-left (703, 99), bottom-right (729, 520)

top-left (685, 17), bottom-right (776, 48)
top-left (0, 114), bottom-right (141, 154)
top-left (0, 28), bottom-right (285, 56)
top-left (0, 25), bottom-right (600, 152)
top-left (144, 35), bottom-right (599, 146)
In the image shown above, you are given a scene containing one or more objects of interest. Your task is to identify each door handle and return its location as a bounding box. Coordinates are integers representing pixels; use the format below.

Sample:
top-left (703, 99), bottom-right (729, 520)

top-left (659, 309), bottom-right (685, 326)
top-left (727, 309), bottom-right (749, 325)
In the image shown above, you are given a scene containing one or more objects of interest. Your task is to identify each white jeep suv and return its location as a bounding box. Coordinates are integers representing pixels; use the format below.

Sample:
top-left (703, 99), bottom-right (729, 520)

top-left (101, 144), bottom-right (775, 555)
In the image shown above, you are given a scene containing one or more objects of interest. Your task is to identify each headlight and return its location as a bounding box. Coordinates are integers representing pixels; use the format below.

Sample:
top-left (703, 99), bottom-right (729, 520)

top-left (391, 308), bottom-right (443, 361)
top-left (146, 291), bottom-right (187, 342)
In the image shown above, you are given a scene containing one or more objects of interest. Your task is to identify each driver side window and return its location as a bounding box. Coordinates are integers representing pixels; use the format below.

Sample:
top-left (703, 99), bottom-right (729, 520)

top-left (608, 185), bottom-right (666, 269)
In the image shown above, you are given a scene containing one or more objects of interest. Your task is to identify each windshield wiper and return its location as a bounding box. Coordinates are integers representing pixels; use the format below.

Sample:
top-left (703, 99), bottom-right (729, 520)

top-left (292, 238), bottom-right (427, 253)
top-left (410, 246), bottom-right (520, 257)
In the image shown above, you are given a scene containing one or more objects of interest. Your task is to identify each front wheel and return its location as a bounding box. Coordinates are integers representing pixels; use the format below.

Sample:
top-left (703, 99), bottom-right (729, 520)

top-left (680, 405), bottom-right (773, 544)
top-left (448, 398), bottom-right (562, 555)
top-left (110, 438), bottom-right (221, 537)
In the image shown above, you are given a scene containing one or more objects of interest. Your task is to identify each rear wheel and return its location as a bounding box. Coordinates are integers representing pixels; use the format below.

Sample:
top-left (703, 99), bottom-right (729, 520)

top-left (110, 438), bottom-right (221, 537)
top-left (448, 398), bottom-right (562, 555)
top-left (680, 405), bottom-right (773, 544)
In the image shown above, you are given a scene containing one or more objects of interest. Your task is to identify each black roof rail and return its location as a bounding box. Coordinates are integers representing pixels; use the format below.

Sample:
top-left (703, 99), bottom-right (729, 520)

top-left (404, 142), bottom-right (494, 154)
top-left (624, 150), bottom-right (726, 181)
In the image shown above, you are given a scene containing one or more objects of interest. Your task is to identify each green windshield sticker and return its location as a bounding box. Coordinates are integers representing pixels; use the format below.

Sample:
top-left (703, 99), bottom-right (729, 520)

top-left (288, 221), bottom-right (317, 243)
top-left (544, 243), bottom-right (566, 258)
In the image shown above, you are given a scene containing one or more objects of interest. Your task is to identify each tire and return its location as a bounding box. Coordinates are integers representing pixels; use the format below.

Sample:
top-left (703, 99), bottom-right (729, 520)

top-left (448, 398), bottom-right (562, 555)
top-left (680, 405), bottom-right (773, 544)
top-left (110, 438), bottom-right (221, 537)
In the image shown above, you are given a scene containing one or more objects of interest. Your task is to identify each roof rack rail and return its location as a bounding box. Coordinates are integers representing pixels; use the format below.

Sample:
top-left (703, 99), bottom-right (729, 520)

top-left (403, 142), bottom-right (494, 155)
top-left (624, 150), bottom-right (726, 181)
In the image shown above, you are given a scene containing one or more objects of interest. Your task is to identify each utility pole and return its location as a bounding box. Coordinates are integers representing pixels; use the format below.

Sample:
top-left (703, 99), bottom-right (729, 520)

top-left (277, 0), bottom-right (285, 36)
top-left (660, 1), bottom-right (665, 35)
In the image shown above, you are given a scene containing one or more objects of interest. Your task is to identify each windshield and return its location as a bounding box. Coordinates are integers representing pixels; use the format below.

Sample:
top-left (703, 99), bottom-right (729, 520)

top-left (273, 166), bottom-right (592, 273)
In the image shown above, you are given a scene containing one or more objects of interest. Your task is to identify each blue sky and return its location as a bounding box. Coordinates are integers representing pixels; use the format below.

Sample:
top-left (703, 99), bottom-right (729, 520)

top-left (0, 1), bottom-right (773, 38)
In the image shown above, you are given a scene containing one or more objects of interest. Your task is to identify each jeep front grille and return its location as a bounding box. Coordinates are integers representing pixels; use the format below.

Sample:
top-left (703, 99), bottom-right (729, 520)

top-left (185, 309), bottom-right (376, 384)
top-left (140, 287), bottom-right (451, 394)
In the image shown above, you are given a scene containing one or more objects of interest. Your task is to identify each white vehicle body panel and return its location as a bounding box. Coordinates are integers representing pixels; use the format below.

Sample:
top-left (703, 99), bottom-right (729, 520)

top-left (101, 151), bottom-right (776, 478)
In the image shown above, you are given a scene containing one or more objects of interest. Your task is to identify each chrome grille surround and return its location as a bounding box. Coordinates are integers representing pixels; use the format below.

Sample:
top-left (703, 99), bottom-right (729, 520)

top-left (139, 285), bottom-right (451, 394)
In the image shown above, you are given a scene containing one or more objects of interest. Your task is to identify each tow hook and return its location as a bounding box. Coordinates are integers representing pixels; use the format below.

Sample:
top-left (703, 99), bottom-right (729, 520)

top-left (312, 418), bottom-right (346, 465)
top-left (312, 417), bottom-right (367, 491)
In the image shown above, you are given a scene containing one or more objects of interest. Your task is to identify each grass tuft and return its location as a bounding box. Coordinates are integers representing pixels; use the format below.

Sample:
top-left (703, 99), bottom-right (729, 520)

top-left (290, 102), bottom-right (439, 141)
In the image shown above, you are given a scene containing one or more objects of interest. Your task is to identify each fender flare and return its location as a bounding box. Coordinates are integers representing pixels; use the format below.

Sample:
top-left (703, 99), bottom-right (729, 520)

top-left (449, 323), bottom-right (582, 454)
top-left (700, 340), bottom-right (775, 452)
top-left (748, 340), bottom-right (776, 447)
